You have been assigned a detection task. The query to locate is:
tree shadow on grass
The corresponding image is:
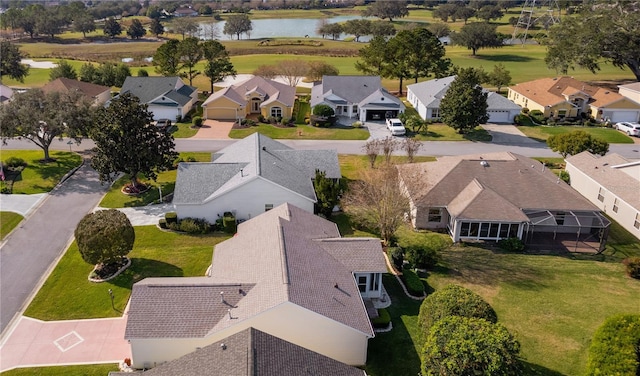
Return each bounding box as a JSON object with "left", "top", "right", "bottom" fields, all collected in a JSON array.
[
  {"left": 520, "top": 360, "right": 567, "bottom": 376},
  {"left": 108, "top": 258, "right": 184, "bottom": 289},
  {"left": 474, "top": 54, "right": 536, "bottom": 63}
]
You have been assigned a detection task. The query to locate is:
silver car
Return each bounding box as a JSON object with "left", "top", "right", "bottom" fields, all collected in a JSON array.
[
  {"left": 615, "top": 122, "right": 640, "bottom": 137},
  {"left": 386, "top": 118, "right": 406, "bottom": 136}
]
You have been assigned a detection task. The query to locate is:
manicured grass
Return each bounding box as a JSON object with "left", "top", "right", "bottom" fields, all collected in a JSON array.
[
  {"left": 411, "top": 123, "right": 492, "bottom": 142},
  {"left": 0, "top": 151, "right": 82, "bottom": 194},
  {"left": 0, "top": 211, "right": 24, "bottom": 240},
  {"left": 338, "top": 155, "right": 435, "bottom": 181},
  {"left": 170, "top": 122, "right": 200, "bottom": 138},
  {"left": 517, "top": 125, "right": 635, "bottom": 143},
  {"left": 98, "top": 152, "right": 211, "bottom": 208},
  {"left": 228, "top": 124, "right": 369, "bottom": 140},
  {"left": 0, "top": 364, "right": 118, "bottom": 376},
  {"left": 24, "top": 226, "right": 229, "bottom": 321}
]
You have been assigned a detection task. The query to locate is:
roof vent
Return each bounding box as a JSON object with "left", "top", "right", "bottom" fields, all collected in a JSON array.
[
  {"left": 220, "top": 343, "right": 226, "bottom": 350},
  {"left": 604, "top": 91, "right": 610, "bottom": 94},
  {"left": 262, "top": 146, "right": 266, "bottom": 151},
  {"left": 480, "top": 160, "right": 489, "bottom": 167},
  {"left": 220, "top": 291, "right": 225, "bottom": 303}
]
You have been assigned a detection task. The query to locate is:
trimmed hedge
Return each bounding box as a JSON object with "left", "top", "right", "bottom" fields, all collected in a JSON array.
[
  {"left": 418, "top": 284, "right": 497, "bottom": 333},
  {"left": 497, "top": 237, "right": 525, "bottom": 252},
  {"left": 586, "top": 314, "right": 640, "bottom": 376},
  {"left": 223, "top": 212, "right": 237, "bottom": 234},
  {"left": 371, "top": 308, "right": 391, "bottom": 329},
  {"left": 165, "top": 212, "right": 178, "bottom": 224},
  {"left": 402, "top": 268, "right": 425, "bottom": 297}
]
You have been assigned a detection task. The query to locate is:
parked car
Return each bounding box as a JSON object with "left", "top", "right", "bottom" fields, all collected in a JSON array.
[
  {"left": 614, "top": 121, "right": 640, "bottom": 137},
  {"left": 154, "top": 119, "right": 172, "bottom": 133},
  {"left": 386, "top": 118, "right": 406, "bottom": 136}
]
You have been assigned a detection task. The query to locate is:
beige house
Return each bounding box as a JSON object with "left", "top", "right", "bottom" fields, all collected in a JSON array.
[
  {"left": 508, "top": 77, "right": 640, "bottom": 122},
  {"left": 125, "top": 204, "right": 387, "bottom": 369},
  {"left": 618, "top": 82, "right": 640, "bottom": 104},
  {"left": 565, "top": 152, "right": 640, "bottom": 241},
  {"left": 202, "top": 76, "right": 295, "bottom": 121},
  {"left": 397, "top": 152, "right": 610, "bottom": 253},
  {"left": 41, "top": 77, "right": 111, "bottom": 106}
]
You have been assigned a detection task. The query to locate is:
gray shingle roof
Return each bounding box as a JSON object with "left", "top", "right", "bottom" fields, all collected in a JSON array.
[
  {"left": 311, "top": 76, "right": 404, "bottom": 109},
  {"left": 407, "top": 76, "right": 456, "bottom": 108},
  {"left": 315, "top": 238, "right": 387, "bottom": 273},
  {"left": 119, "top": 76, "right": 196, "bottom": 106},
  {"left": 139, "top": 328, "right": 365, "bottom": 376},
  {"left": 486, "top": 91, "right": 522, "bottom": 110},
  {"left": 173, "top": 134, "right": 340, "bottom": 204}
]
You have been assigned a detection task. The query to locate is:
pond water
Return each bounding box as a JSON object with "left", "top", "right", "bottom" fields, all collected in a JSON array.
[{"left": 198, "top": 15, "right": 368, "bottom": 41}]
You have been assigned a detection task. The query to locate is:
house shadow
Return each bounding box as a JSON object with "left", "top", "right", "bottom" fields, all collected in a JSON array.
[{"left": 108, "top": 258, "right": 184, "bottom": 289}]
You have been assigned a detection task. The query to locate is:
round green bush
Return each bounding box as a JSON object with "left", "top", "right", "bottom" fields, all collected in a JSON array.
[
  {"left": 74, "top": 209, "right": 135, "bottom": 266},
  {"left": 165, "top": 212, "right": 178, "bottom": 224},
  {"left": 497, "top": 237, "right": 525, "bottom": 252},
  {"left": 622, "top": 257, "right": 640, "bottom": 279},
  {"left": 371, "top": 308, "right": 391, "bottom": 329},
  {"left": 312, "top": 104, "right": 334, "bottom": 117},
  {"left": 418, "top": 284, "right": 497, "bottom": 333},
  {"left": 192, "top": 116, "right": 203, "bottom": 127},
  {"left": 586, "top": 314, "right": 640, "bottom": 376}
]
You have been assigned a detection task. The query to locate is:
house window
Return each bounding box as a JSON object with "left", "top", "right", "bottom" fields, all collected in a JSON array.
[
  {"left": 428, "top": 208, "right": 442, "bottom": 222},
  {"left": 270, "top": 107, "right": 282, "bottom": 118},
  {"left": 499, "top": 224, "right": 510, "bottom": 238},
  {"left": 469, "top": 223, "right": 479, "bottom": 237},
  {"left": 265, "top": 204, "right": 273, "bottom": 211},
  {"left": 369, "top": 273, "right": 380, "bottom": 291},
  {"left": 597, "top": 187, "right": 605, "bottom": 202},
  {"left": 358, "top": 275, "right": 367, "bottom": 293},
  {"left": 558, "top": 109, "right": 567, "bottom": 118},
  {"left": 460, "top": 222, "right": 470, "bottom": 237},
  {"left": 431, "top": 108, "right": 440, "bottom": 118},
  {"left": 352, "top": 105, "right": 358, "bottom": 113},
  {"left": 509, "top": 224, "right": 519, "bottom": 238},
  {"left": 634, "top": 213, "right": 640, "bottom": 230},
  {"left": 489, "top": 223, "right": 499, "bottom": 238},
  {"left": 612, "top": 199, "right": 619, "bottom": 213},
  {"left": 479, "top": 223, "right": 490, "bottom": 237}
]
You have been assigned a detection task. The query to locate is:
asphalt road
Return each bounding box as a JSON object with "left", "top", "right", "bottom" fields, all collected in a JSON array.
[{"left": 0, "top": 155, "right": 109, "bottom": 334}]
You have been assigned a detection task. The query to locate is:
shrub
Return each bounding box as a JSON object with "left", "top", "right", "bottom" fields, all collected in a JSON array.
[
  {"left": 521, "top": 107, "right": 530, "bottom": 114},
  {"left": 245, "top": 119, "right": 256, "bottom": 126},
  {"left": 257, "top": 114, "right": 265, "bottom": 123},
  {"left": 4, "top": 157, "right": 27, "bottom": 168},
  {"left": 559, "top": 170, "right": 570, "bottom": 184},
  {"left": 352, "top": 121, "right": 363, "bottom": 128},
  {"left": 178, "top": 217, "right": 211, "bottom": 234},
  {"left": 497, "top": 237, "right": 525, "bottom": 252},
  {"left": 191, "top": 116, "right": 203, "bottom": 127},
  {"left": 387, "top": 247, "right": 404, "bottom": 271},
  {"left": 158, "top": 218, "right": 167, "bottom": 229},
  {"left": 223, "top": 212, "right": 237, "bottom": 234},
  {"left": 404, "top": 247, "right": 438, "bottom": 269},
  {"left": 371, "top": 308, "right": 391, "bottom": 329},
  {"left": 401, "top": 268, "right": 425, "bottom": 297},
  {"left": 398, "top": 235, "right": 448, "bottom": 269},
  {"left": 74, "top": 209, "right": 135, "bottom": 266},
  {"left": 186, "top": 156, "right": 197, "bottom": 162},
  {"left": 165, "top": 212, "right": 178, "bottom": 224},
  {"left": 312, "top": 104, "right": 335, "bottom": 117},
  {"left": 622, "top": 257, "right": 640, "bottom": 279},
  {"left": 418, "top": 284, "right": 497, "bottom": 333},
  {"left": 585, "top": 314, "right": 640, "bottom": 376}
]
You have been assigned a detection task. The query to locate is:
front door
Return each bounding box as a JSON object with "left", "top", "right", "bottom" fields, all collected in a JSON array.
[{"left": 251, "top": 99, "right": 260, "bottom": 113}]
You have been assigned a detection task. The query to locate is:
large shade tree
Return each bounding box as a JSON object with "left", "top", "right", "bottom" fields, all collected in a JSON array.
[
  {"left": 544, "top": 1, "right": 640, "bottom": 81},
  {"left": 202, "top": 40, "right": 236, "bottom": 93},
  {"left": 223, "top": 14, "right": 252, "bottom": 40},
  {"left": 362, "top": 0, "right": 409, "bottom": 22},
  {"left": 451, "top": 22, "right": 503, "bottom": 56},
  {"left": 546, "top": 130, "right": 609, "bottom": 158},
  {"left": 91, "top": 93, "right": 178, "bottom": 190},
  {"left": 153, "top": 39, "right": 181, "bottom": 76},
  {"left": 0, "top": 41, "right": 29, "bottom": 82},
  {"left": 0, "top": 89, "right": 93, "bottom": 161},
  {"left": 177, "top": 37, "right": 203, "bottom": 86},
  {"left": 75, "top": 209, "right": 135, "bottom": 268},
  {"left": 439, "top": 68, "right": 488, "bottom": 133}
]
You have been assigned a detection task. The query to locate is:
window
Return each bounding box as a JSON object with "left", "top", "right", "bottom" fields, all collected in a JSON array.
[
  {"left": 270, "top": 107, "right": 282, "bottom": 118},
  {"left": 469, "top": 223, "right": 479, "bottom": 237},
  {"left": 265, "top": 204, "right": 273, "bottom": 211},
  {"left": 479, "top": 223, "right": 490, "bottom": 237},
  {"left": 597, "top": 187, "right": 605, "bottom": 202},
  {"left": 460, "top": 222, "right": 470, "bottom": 237},
  {"left": 358, "top": 275, "right": 367, "bottom": 293},
  {"left": 369, "top": 273, "right": 380, "bottom": 291},
  {"left": 499, "top": 224, "right": 510, "bottom": 238},
  {"left": 612, "top": 199, "right": 619, "bottom": 213},
  {"left": 428, "top": 208, "right": 442, "bottom": 222},
  {"left": 558, "top": 109, "right": 567, "bottom": 118},
  {"left": 489, "top": 223, "right": 499, "bottom": 238},
  {"left": 508, "top": 224, "right": 519, "bottom": 238},
  {"left": 431, "top": 108, "right": 440, "bottom": 118},
  {"left": 635, "top": 213, "right": 640, "bottom": 230}
]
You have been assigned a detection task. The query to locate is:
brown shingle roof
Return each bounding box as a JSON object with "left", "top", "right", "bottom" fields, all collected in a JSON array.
[{"left": 41, "top": 77, "right": 110, "bottom": 99}]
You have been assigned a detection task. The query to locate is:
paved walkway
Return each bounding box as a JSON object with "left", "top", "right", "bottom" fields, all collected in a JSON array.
[
  {"left": 192, "top": 120, "right": 233, "bottom": 139},
  {"left": 0, "top": 316, "right": 129, "bottom": 372},
  {"left": 0, "top": 193, "right": 47, "bottom": 217},
  {"left": 95, "top": 203, "right": 174, "bottom": 226}
]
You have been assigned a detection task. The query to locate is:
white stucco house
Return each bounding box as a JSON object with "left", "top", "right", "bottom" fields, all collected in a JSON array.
[
  {"left": 114, "top": 76, "right": 198, "bottom": 121},
  {"left": 310, "top": 75, "right": 405, "bottom": 122},
  {"left": 565, "top": 151, "right": 640, "bottom": 241},
  {"left": 618, "top": 82, "right": 640, "bottom": 105},
  {"left": 172, "top": 133, "right": 340, "bottom": 223},
  {"left": 406, "top": 76, "right": 522, "bottom": 124},
  {"left": 125, "top": 203, "right": 387, "bottom": 369}
]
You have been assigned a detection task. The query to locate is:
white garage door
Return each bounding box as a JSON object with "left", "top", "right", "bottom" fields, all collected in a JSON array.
[
  {"left": 609, "top": 111, "right": 640, "bottom": 123},
  {"left": 487, "top": 110, "right": 511, "bottom": 123},
  {"left": 149, "top": 106, "right": 178, "bottom": 121}
]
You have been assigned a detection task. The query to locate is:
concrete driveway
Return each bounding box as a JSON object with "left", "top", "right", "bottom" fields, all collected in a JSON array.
[{"left": 482, "top": 124, "right": 543, "bottom": 145}]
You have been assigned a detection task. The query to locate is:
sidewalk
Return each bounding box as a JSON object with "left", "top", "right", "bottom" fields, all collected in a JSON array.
[
  {"left": 95, "top": 203, "right": 174, "bottom": 226},
  {"left": 0, "top": 193, "right": 47, "bottom": 217}
]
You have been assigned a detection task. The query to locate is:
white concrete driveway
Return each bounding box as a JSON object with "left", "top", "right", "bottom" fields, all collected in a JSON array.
[{"left": 482, "top": 124, "right": 542, "bottom": 145}]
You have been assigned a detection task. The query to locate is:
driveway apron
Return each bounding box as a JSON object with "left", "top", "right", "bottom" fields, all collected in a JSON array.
[{"left": 0, "top": 156, "right": 109, "bottom": 335}]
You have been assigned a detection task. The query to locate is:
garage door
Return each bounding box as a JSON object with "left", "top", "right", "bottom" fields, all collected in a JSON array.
[
  {"left": 487, "top": 110, "right": 511, "bottom": 123},
  {"left": 150, "top": 107, "right": 178, "bottom": 121},
  {"left": 206, "top": 108, "right": 238, "bottom": 120},
  {"left": 609, "top": 111, "right": 640, "bottom": 123}
]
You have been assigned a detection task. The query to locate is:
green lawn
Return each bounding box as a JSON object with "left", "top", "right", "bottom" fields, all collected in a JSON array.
[
  {"left": 228, "top": 124, "right": 369, "bottom": 140},
  {"left": 0, "top": 364, "right": 118, "bottom": 376},
  {"left": 24, "top": 225, "right": 229, "bottom": 320},
  {"left": 170, "top": 122, "right": 200, "bottom": 138},
  {"left": 410, "top": 123, "right": 493, "bottom": 141},
  {"left": 0, "top": 211, "right": 24, "bottom": 240},
  {"left": 0, "top": 151, "right": 82, "bottom": 194},
  {"left": 518, "top": 125, "right": 635, "bottom": 143},
  {"left": 338, "top": 154, "right": 435, "bottom": 180},
  {"left": 98, "top": 152, "right": 211, "bottom": 208}
]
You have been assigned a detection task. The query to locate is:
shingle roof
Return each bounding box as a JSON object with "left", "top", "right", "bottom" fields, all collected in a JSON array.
[
  {"left": 203, "top": 76, "right": 296, "bottom": 108},
  {"left": 139, "top": 328, "right": 365, "bottom": 376},
  {"left": 315, "top": 238, "right": 387, "bottom": 272},
  {"left": 119, "top": 76, "right": 196, "bottom": 106},
  {"left": 311, "top": 76, "right": 403, "bottom": 110},
  {"left": 172, "top": 134, "right": 340, "bottom": 205},
  {"left": 398, "top": 152, "right": 599, "bottom": 222},
  {"left": 41, "top": 77, "right": 110, "bottom": 99},
  {"left": 619, "top": 82, "right": 640, "bottom": 93},
  {"left": 486, "top": 91, "right": 522, "bottom": 110},
  {"left": 566, "top": 152, "right": 640, "bottom": 209}
]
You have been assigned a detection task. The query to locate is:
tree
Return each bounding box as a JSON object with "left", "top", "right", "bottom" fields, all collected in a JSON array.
[
  {"left": 433, "top": 3, "right": 459, "bottom": 22},
  {"left": 341, "top": 165, "right": 409, "bottom": 245},
  {"left": 396, "top": 28, "right": 451, "bottom": 85},
  {"left": 451, "top": 22, "right": 503, "bottom": 56},
  {"left": 80, "top": 62, "right": 98, "bottom": 83},
  {"left": 127, "top": 18, "right": 146, "bottom": 39},
  {"left": 49, "top": 60, "right": 77, "bottom": 80},
  {"left": 319, "top": 23, "right": 343, "bottom": 40},
  {"left": 544, "top": 2, "right": 640, "bottom": 81},
  {"left": 75, "top": 209, "right": 135, "bottom": 268},
  {"left": 370, "top": 21, "right": 396, "bottom": 37},
  {"left": 0, "top": 89, "right": 93, "bottom": 161},
  {"left": 0, "top": 41, "right": 29, "bottom": 82},
  {"left": 362, "top": 0, "right": 409, "bottom": 22},
  {"left": 178, "top": 37, "right": 202, "bottom": 86},
  {"left": 277, "top": 60, "right": 308, "bottom": 87},
  {"left": 313, "top": 169, "right": 341, "bottom": 219},
  {"left": 343, "top": 19, "right": 371, "bottom": 42},
  {"left": 103, "top": 17, "right": 122, "bottom": 38},
  {"left": 153, "top": 39, "right": 181, "bottom": 76},
  {"left": 546, "top": 131, "right": 609, "bottom": 158},
  {"left": 440, "top": 68, "right": 489, "bottom": 134},
  {"left": 223, "top": 14, "right": 252, "bottom": 40},
  {"left": 253, "top": 65, "right": 279, "bottom": 80},
  {"left": 149, "top": 18, "right": 164, "bottom": 38},
  {"left": 146, "top": 5, "right": 162, "bottom": 19},
  {"left": 421, "top": 316, "right": 521, "bottom": 376},
  {"left": 73, "top": 11, "right": 96, "bottom": 38},
  {"left": 586, "top": 314, "right": 640, "bottom": 376},
  {"left": 172, "top": 17, "right": 198, "bottom": 40},
  {"left": 427, "top": 22, "right": 450, "bottom": 38},
  {"left": 402, "top": 137, "right": 422, "bottom": 163},
  {"left": 90, "top": 93, "right": 178, "bottom": 189},
  {"left": 202, "top": 40, "right": 236, "bottom": 94},
  {"left": 362, "top": 139, "right": 381, "bottom": 168},
  {"left": 487, "top": 63, "right": 511, "bottom": 93},
  {"left": 454, "top": 6, "right": 476, "bottom": 24},
  {"left": 307, "top": 61, "right": 339, "bottom": 82},
  {"left": 476, "top": 5, "right": 504, "bottom": 22},
  {"left": 418, "top": 284, "right": 497, "bottom": 334}
]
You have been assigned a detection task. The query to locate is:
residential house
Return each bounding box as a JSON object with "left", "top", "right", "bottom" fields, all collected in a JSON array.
[
  {"left": 407, "top": 76, "right": 522, "bottom": 124},
  {"left": 202, "top": 76, "right": 295, "bottom": 121},
  {"left": 116, "top": 77, "right": 198, "bottom": 121},
  {"left": 125, "top": 203, "right": 387, "bottom": 369},
  {"left": 565, "top": 151, "right": 640, "bottom": 241},
  {"left": 172, "top": 133, "right": 340, "bottom": 223},
  {"left": 508, "top": 77, "right": 640, "bottom": 122},
  {"left": 173, "top": 7, "right": 198, "bottom": 17},
  {"left": 310, "top": 76, "right": 405, "bottom": 122},
  {"left": 618, "top": 82, "right": 640, "bottom": 104},
  {"left": 0, "top": 84, "right": 14, "bottom": 104},
  {"left": 397, "top": 152, "right": 610, "bottom": 252},
  {"left": 41, "top": 77, "right": 111, "bottom": 106}
]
